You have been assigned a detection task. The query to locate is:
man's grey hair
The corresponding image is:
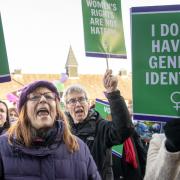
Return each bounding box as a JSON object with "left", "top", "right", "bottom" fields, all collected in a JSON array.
[{"left": 63, "top": 84, "right": 89, "bottom": 103}]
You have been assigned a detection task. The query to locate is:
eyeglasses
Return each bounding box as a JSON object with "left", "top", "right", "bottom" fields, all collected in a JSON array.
[
  {"left": 66, "top": 97, "right": 87, "bottom": 105},
  {"left": 27, "top": 92, "right": 56, "bottom": 102}
]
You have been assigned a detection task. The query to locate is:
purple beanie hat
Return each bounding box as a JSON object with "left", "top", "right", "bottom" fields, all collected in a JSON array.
[{"left": 18, "top": 80, "right": 60, "bottom": 113}]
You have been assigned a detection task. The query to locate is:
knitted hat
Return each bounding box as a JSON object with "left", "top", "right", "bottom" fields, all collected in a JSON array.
[{"left": 18, "top": 80, "right": 60, "bottom": 113}]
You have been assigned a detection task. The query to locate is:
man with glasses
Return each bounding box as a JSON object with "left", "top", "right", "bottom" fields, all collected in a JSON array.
[{"left": 64, "top": 69, "right": 134, "bottom": 180}]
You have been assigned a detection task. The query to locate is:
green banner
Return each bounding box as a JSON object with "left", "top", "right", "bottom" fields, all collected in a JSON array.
[
  {"left": 95, "top": 98, "right": 123, "bottom": 157},
  {"left": 131, "top": 5, "right": 180, "bottom": 122},
  {"left": 81, "top": 0, "right": 126, "bottom": 59},
  {"left": 95, "top": 98, "right": 111, "bottom": 120},
  {"left": 0, "top": 14, "right": 11, "bottom": 83}
]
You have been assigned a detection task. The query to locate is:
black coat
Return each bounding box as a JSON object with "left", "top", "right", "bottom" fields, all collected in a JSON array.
[{"left": 67, "top": 90, "right": 134, "bottom": 180}]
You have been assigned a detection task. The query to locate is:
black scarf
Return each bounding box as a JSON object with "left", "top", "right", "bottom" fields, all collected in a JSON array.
[{"left": 31, "top": 123, "right": 59, "bottom": 147}]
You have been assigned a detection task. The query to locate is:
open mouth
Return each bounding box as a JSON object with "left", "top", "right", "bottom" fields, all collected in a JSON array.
[
  {"left": 37, "top": 108, "right": 49, "bottom": 117},
  {"left": 75, "top": 109, "right": 83, "bottom": 113}
]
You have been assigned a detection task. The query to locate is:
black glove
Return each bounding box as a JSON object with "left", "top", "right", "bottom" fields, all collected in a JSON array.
[{"left": 164, "top": 118, "right": 180, "bottom": 152}]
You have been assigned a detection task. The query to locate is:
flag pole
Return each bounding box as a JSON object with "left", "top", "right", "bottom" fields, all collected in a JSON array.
[
  {"left": 106, "top": 56, "right": 109, "bottom": 70},
  {"left": 104, "top": 41, "right": 109, "bottom": 70}
]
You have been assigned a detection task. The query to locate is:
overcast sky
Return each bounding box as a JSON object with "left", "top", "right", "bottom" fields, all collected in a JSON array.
[{"left": 0, "top": 0, "right": 179, "bottom": 74}]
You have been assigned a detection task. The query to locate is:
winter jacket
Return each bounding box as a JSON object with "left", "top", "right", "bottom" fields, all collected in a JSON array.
[
  {"left": 0, "top": 120, "right": 101, "bottom": 180},
  {"left": 67, "top": 90, "right": 134, "bottom": 180},
  {"left": 144, "top": 133, "right": 180, "bottom": 180}
]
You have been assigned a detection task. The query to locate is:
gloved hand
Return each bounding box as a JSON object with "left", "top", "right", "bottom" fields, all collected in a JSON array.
[{"left": 164, "top": 118, "right": 180, "bottom": 152}]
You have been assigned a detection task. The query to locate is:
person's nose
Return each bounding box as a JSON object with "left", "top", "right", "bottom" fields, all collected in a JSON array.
[
  {"left": 39, "top": 95, "right": 47, "bottom": 102},
  {"left": 75, "top": 100, "right": 81, "bottom": 106}
]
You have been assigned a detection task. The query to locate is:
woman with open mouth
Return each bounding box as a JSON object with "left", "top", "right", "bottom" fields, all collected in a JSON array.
[{"left": 0, "top": 80, "right": 101, "bottom": 180}]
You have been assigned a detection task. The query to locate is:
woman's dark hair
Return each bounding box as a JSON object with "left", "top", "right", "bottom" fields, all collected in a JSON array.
[{"left": 0, "top": 100, "right": 10, "bottom": 129}]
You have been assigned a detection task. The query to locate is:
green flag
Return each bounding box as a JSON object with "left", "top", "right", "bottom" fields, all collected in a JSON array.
[
  {"left": 131, "top": 5, "right": 180, "bottom": 122},
  {"left": 0, "top": 13, "right": 11, "bottom": 83},
  {"left": 81, "top": 0, "right": 126, "bottom": 59}
]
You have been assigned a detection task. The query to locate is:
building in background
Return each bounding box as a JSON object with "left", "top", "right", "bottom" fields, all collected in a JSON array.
[
  {"left": 0, "top": 46, "right": 132, "bottom": 107},
  {"left": 65, "top": 46, "right": 78, "bottom": 78}
]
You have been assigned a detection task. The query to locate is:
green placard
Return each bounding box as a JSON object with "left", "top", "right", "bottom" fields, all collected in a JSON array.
[
  {"left": 81, "top": 0, "right": 126, "bottom": 58},
  {"left": 95, "top": 98, "right": 111, "bottom": 120},
  {"left": 131, "top": 5, "right": 180, "bottom": 121},
  {"left": 95, "top": 98, "right": 123, "bottom": 156},
  {"left": 0, "top": 14, "right": 11, "bottom": 83}
]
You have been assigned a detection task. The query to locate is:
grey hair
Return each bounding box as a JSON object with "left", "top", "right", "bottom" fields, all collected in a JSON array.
[{"left": 63, "top": 84, "right": 88, "bottom": 104}]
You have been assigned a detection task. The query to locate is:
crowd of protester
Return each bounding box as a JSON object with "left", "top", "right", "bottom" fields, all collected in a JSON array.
[{"left": 0, "top": 69, "right": 179, "bottom": 180}]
